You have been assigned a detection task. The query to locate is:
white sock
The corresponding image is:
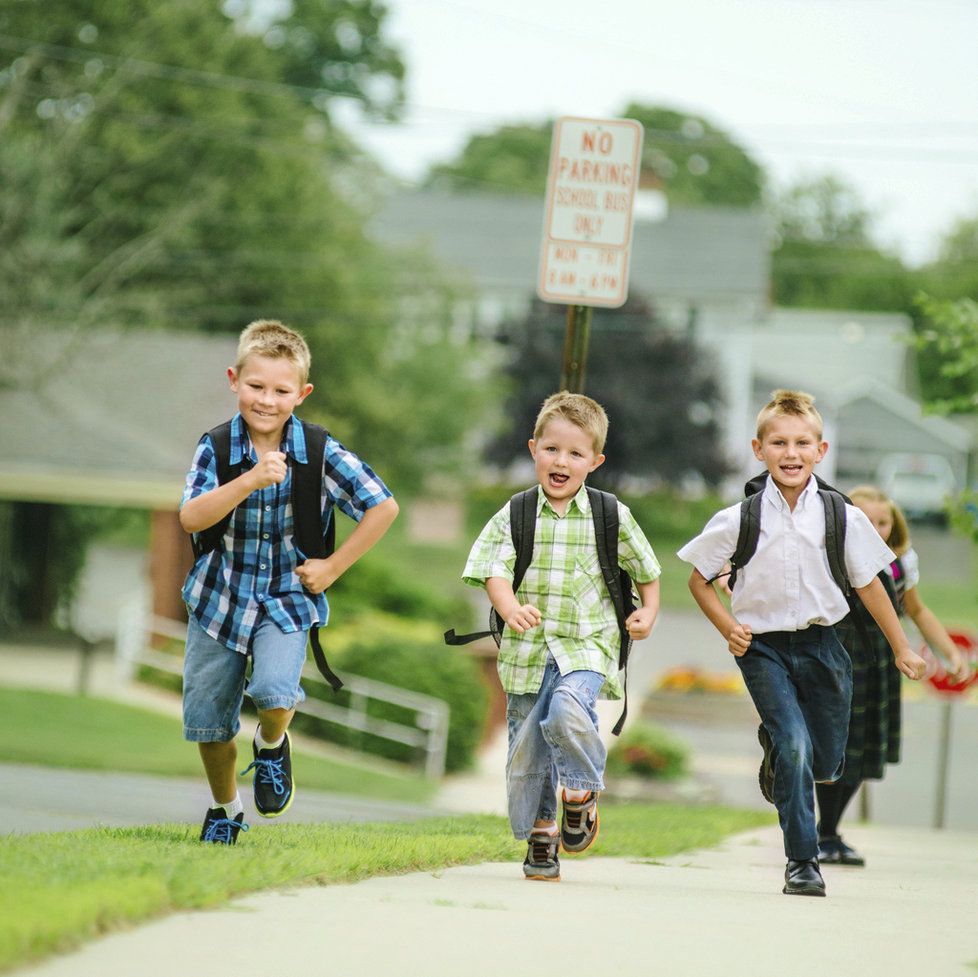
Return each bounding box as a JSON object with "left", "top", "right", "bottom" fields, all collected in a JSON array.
[
  {"left": 255, "top": 728, "right": 285, "bottom": 751},
  {"left": 214, "top": 793, "right": 243, "bottom": 818},
  {"left": 532, "top": 823, "right": 558, "bottom": 836},
  {"left": 563, "top": 788, "right": 589, "bottom": 803}
]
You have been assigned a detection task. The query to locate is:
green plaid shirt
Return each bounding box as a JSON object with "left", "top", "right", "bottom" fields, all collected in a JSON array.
[{"left": 463, "top": 485, "right": 661, "bottom": 698}]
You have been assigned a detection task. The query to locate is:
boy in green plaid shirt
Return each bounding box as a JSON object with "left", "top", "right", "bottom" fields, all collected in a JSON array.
[{"left": 463, "top": 392, "right": 661, "bottom": 881}]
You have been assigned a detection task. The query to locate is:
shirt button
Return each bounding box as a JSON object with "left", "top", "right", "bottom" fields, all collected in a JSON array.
[
  {"left": 257, "top": 594, "right": 264, "bottom": 600},
  {"left": 260, "top": 564, "right": 266, "bottom": 570},
  {"left": 265, "top": 505, "right": 271, "bottom": 512},
  {"left": 263, "top": 533, "right": 269, "bottom": 540}
]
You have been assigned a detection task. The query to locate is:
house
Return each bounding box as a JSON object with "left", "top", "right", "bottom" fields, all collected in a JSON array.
[
  {"left": 370, "top": 190, "right": 974, "bottom": 496},
  {"left": 0, "top": 325, "right": 238, "bottom": 626}
]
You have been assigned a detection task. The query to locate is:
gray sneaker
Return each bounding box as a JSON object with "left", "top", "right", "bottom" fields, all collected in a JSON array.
[
  {"left": 523, "top": 831, "right": 560, "bottom": 881},
  {"left": 560, "top": 791, "right": 600, "bottom": 853}
]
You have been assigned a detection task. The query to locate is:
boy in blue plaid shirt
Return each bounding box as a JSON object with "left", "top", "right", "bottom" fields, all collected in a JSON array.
[
  {"left": 463, "top": 392, "right": 661, "bottom": 881},
  {"left": 180, "top": 320, "right": 398, "bottom": 844}
]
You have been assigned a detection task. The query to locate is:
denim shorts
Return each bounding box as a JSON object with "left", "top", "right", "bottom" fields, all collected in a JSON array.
[{"left": 182, "top": 611, "right": 308, "bottom": 742}]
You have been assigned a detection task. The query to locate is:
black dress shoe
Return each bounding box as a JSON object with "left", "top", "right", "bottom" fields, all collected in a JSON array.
[
  {"left": 783, "top": 858, "right": 826, "bottom": 896},
  {"left": 818, "top": 835, "right": 865, "bottom": 867}
]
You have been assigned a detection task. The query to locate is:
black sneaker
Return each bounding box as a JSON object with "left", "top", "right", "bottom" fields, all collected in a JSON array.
[
  {"left": 199, "top": 807, "right": 248, "bottom": 845},
  {"left": 240, "top": 731, "right": 295, "bottom": 817},
  {"left": 523, "top": 831, "right": 561, "bottom": 881},
  {"left": 757, "top": 724, "right": 775, "bottom": 804}
]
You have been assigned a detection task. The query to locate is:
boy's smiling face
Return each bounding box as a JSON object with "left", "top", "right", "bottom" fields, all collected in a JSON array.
[
  {"left": 528, "top": 417, "right": 605, "bottom": 514},
  {"left": 228, "top": 353, "right": 312, "bottom": 446},
  {"left": 752, "top": 414, "right": 827, "bottom": 500}
]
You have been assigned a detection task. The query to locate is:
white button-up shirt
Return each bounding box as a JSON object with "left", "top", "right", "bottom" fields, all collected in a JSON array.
[{"left": 678, "top": 475, "right": 895, "bottom": 634}]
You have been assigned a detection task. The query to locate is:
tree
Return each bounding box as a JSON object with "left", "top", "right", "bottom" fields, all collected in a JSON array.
[
  {"left": 770, "top": 174, "right": 915, "bottom": 310},
  {"left": 488, "top": 293, "right": 729, "bottom": 488},
  {"left": 919, "top": 212, "right": 978, "bottom": 303},
  {"left": 426, "top": 103, "right": 765, "bottom": 207},
  {"left": 0, "top": 0, "right": 491, "bottom": 626}
]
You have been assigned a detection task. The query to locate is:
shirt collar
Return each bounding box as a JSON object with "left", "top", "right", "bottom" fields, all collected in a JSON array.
[
  {"left": 537, "top": 482, "right": 590, "bottom": 516},
  {"left": 762, "top": 472, "right": 818, "bottom": 512},
  {"left": 228, "top": 414, "right": 307, "bottom": 465}
]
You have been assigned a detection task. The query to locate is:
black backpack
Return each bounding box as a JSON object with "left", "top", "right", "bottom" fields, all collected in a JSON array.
[
  {"left": 444, "top": 485, "right": 637, "bottom": 735},
  {"left": 710, "top": 472, "right": 851, "bottom": 594},
  {"left": 190, "top": 419, "right": 343, "bottom": 692}
]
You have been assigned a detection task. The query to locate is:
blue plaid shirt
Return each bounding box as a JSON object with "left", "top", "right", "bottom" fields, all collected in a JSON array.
[{"left": 181, "top": 413, "right": 392, "bottom": 654}]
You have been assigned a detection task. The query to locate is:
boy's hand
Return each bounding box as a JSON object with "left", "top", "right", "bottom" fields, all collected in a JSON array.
[
  {"left": 894, "top": 645, "right": 927, "bottom": 681},
  {"left": 727, "top": 623, "right": 752, "bottom": 657},
  {"left": 505, "top": 604, "right": 542, "bottom": 634},
  {"left": 295, "top": 557, "right": 339, "bottom": 594},
  {"left": 625, "top": 607, "right": 656, "bottom": 641},
  {"left": 947, "top": 653, "right": 971, "bottom": 683},
  {"left": 250, "top": 451, "right": 288, "bottom": 489}
]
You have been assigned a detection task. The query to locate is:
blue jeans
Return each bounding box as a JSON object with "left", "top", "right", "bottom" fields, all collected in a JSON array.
[
  {"left": 736, "top": 625, "right": 852, "bottom": 860},
  {"left": 183, "top": 611, "right": 308, "bottom": 742},
  {"left": 505, "top": 655, "right": 606, "bottom": 840}
]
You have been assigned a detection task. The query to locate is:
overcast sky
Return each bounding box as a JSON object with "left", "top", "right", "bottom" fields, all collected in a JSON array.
[{"left": 335, "top": 0, "right": 978, "bottom": 266}]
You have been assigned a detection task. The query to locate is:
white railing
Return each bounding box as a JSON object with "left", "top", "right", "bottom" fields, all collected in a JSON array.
[{"left": 115, "top": 604, "right": 450, "bottom": 779}]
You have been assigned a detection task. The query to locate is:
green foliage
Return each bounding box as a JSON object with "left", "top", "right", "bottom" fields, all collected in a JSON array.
[
  {"left": 770, "top": 174, "right": 915, "bottom": 311},
  {"left": 328, "top": 551, "right": 466, "bottom": 622},
  {"left": 606, "top": 720, "right": 690, "bottom": 780},
  {"left": 623, "top": 103, "right": 764, "bottom": 207},
  {"left": 425, "top": 103, "right": 764, "bottom": 207},
  {"left": 300, "top": 635, "right": 488, "bottom": 772},
  {"left": 918, "top": 212, "right": 978, "bottom": 303},
  {"left": 426, "top": 122, "right": 552, "bottom": 194},
  {"left": 913, "top": 294, "right": 978, "bottom": 414},
  {"left": 488, "top": 293, "right": 729, "bottom": 488}
]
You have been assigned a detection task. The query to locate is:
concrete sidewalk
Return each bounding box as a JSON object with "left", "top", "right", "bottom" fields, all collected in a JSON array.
[{"left": 20, "top": 822, "right": 978, "bottom": 977}]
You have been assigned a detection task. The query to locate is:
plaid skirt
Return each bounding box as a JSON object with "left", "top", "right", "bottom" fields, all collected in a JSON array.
[{"left": 833, "top": 610, "right": 903, "bottom": 785}]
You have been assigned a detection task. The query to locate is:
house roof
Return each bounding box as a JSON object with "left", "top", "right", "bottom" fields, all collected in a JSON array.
[
  {"left": 370, "top": 190, "right": 770, "bottom": 308},
  {"left": 0, "top": 327, "right": 238, "bottom": 509}
]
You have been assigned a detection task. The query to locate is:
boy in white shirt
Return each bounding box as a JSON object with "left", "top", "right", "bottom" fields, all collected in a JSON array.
[{"left": 678, "top": 389, "right": 926, "bottom": 897}]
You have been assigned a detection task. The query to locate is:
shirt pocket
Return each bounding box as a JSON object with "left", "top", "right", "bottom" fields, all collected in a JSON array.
[{"left": 570, "top": 552, "right": 606, "bottom": 629}]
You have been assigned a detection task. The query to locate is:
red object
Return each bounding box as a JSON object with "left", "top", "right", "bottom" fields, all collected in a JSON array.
[{"left": 922, "top": 629, "right": 978, "bottom": 695}]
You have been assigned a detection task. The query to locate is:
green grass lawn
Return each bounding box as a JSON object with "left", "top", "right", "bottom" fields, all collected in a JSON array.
[
  {"left": 0, "top": 803, "right": 774, "bottom": 972},
  {"left": 0, "top": 687, "right": 436, "bottom": 805}
]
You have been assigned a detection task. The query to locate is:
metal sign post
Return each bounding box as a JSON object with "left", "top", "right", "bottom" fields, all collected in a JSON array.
[
  {"left": 538, "top": 116, "right": 642, "bottom": 391},
  {"left": 921, "top": 629, "right": 978, "bottom": 829}
]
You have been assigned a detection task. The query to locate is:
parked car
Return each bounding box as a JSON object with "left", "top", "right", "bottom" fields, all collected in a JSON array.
[{"left": 875, "top": 453, "right": 956, "bottom": 523}]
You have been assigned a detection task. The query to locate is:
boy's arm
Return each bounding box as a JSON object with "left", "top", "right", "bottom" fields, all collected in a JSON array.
[
  {"left": 625, "top": 578, "right": 660, "bottom": 640},
  {"left": 485, "top": 577, "right": 541, "bottom": 634},
  {"left": 854, "top": 577, "right": 927, "bottom": 680},
  {"left": 687, "top": 569, "right": 753, "bottom": 657},
  {"left": 296, "top": 497, "right": 399, "bottom": 594},
  {"left": 179, "top": 451, "right": 287, "bottom": 534},
  {"left": 903, "top": 586, "right": 967, "bottom": 680}
]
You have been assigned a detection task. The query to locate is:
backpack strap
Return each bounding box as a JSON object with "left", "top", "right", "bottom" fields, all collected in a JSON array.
[
  {"left": 290, "top": 422, "right": 333, "bottom": 560},
  {"left": 818, "top": 489, "right": 850, "bottom": 595},
  {"left": 191, "top": 421, "right": 236, "bottom": 560},
  {"left": 586, "top": 486, "right": 636, "bottom": 737},
  {"left": 710, "top": 491, "right": 762, "bottom": 590},
  {"left": 444, "top": 487, "right": 538, "bottom": 647}
]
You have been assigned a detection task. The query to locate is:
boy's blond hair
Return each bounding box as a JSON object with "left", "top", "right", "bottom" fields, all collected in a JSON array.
[
  {"left": 533, "top": 391, "right": 609, "bottom": 454},
  {"left": 236, "top": 319, "right": 311, "bottom": 386},
  {"left": 848, "top": 484, "right": 911, "bottom": 557},
  {"left": 756, "top": 388, "right": 823, "bottom": 440}
]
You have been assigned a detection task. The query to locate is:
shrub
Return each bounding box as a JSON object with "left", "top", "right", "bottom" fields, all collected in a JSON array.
[
  {"left": 606, "top": 720, "right": 689, "bottom": 781},
  {"left": 296, "top": 634, "right": 488, "bottom": 774}
]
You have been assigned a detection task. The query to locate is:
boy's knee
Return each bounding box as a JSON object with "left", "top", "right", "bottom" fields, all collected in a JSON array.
[{"left": 541, "top": 686, "right": 595, "bottom": 740}]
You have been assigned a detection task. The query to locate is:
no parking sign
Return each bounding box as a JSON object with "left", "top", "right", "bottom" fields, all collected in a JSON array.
[{"left": 922, "top": 629, "right": 978, "bottom": 695}]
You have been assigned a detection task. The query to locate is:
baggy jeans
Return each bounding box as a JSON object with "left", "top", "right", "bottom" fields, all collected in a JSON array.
[
  {"left": 736, "top": 625, "right": 853, "bottom": 860},
  {"left": 505, "top": 655, "right": 606, "bottom": 840}
]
